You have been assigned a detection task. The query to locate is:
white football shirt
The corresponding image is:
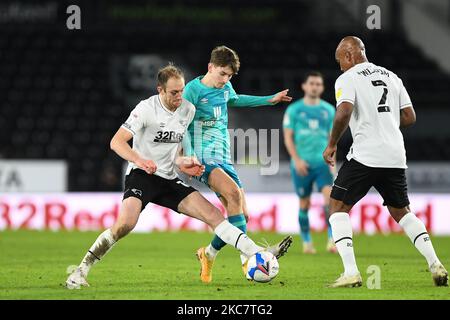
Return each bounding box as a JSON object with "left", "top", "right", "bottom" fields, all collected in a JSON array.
[
  {"left": 121, "top": 95, "right": 196, "bottom": 179},
  {"left": 335, "top": 62, "right": 412, "bottom": 168}
]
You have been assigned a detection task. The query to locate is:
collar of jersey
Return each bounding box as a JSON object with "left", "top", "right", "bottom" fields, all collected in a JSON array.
[
  {"left": 157, "top": 95, "right": 176, "bottom": 115},
  {"left": 344, "top": 61, "right": 372, "bottom": 74},
  {"left": 300, "top": 98, "right": 322, "bottom": 108}
]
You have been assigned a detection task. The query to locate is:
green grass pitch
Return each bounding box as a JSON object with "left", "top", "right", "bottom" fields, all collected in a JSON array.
[{"left": 0, "top": 230, "right": 449, "bottom": 299}]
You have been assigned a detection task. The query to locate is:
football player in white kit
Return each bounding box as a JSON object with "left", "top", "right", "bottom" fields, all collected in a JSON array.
[
  {"left": 323, "top": 36, "right": 448, "bottom": 288},
  {"left": 66, "top": 64, "right": 291, "bottom": 289}
]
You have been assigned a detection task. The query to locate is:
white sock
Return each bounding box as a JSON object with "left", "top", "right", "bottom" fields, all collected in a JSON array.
[
  {"left": 79, "top": 229, "right": 116, "bottom": 276},
  {"left": 329, "top": 212, "right": 359, "bottom": 276},
  {"left": 240, "top": 253, "right": 248, "bottom": 265},
  {"left": 205, "top": 240, "right": 247, "bottom": 264},
  {"left": 399, "top": 212, "right": 440, "bottom": 267},
  {"left": 205, "top": 244, "right": 219, "bottom": 260},
  {"left": 214, "top": 220, "right": 261, "bottom": 258}
]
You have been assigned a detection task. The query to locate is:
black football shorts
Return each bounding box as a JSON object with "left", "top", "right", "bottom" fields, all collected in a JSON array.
[
  {"left": 331, "top": 159, "right": 410, "bottom": 208},
  {"left": 123, "top": 169, "right": 197, "bottom": 212}
]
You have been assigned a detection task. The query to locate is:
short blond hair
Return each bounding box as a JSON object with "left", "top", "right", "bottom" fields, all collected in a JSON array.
[{"left": 157, "top": 63, "right": 184, "bottom": 88}]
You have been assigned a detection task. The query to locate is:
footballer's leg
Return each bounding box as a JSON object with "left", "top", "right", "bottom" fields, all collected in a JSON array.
[
  {"left": 220, "top": 188, "right": 250, "bottom": 223},
  {"left": 299, "top": 197, "right": 316, "bottom": 254},
  {"left": 239, "top": 188, "right": 250, "bottom": 223},
  {"left": 219, "top": 188, "right": 286, "bottom": 263},
  {"left": 202, "top": 167, "right": 248, "bottom": 268},
  {"left": 389, "top": 206, "right": 448, "bottom": 286},
  {"left": 321, "top": 186, "right": 337, "bottom": 253},
  {"left": 178, "top": 191, "right": 261, "bottom": 282},
  {"left": 375, "top": 167, "right": 448, "bottom": 286},
  {"left": 241, "top": 187, "right": 292, "bottom": 259},
  {"left": 220, "top": 188, "right": 251, "bottom": 273},
  {"left": 240, "top": 188, "right": 292, "bottom": 268},
  {"left": 179, "top": 190, "right": 253, "bottom": 283},
  {"left": 290, "top": 161, "right": 314, "bottom": 253},
  {"left": 317, "top": 164, "right": 336, "bottom": 253},
  {"left": 207, "top": 168, "right": 292, "bottom": 272},
  {"left": 178, "top": 191, "right": 291, "bottom": 282},
  {"left": 66, "top": 197, "right": 142, "bottom": 289},
  {"left": 218, "top": 192, "right": 251, "bottom": 266},
  {"left": 327, "top": 199, "right": 362, "bottom": 288},
  {"left": 326, "top": 160, "right": 374, "bottom": 288}
]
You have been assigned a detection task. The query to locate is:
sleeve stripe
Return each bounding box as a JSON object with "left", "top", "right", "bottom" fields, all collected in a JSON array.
[
  {"left": 121, "top": 124, "right": 136, "bottom": 135},
  {"left": 400, "top": 103, "right": 413, "bottom": 109},
  {"left": 336, "top": 99, "right": 354, "bottom": 106}
]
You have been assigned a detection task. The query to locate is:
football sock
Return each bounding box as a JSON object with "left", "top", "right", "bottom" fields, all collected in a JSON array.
[
  {"left": 208, "top": 213, "right": 247, "bottom": 259},
  {"left": 298, "top": 208, "right": 311, "bottom": 243},
  {"left": 399, "top": 212, "right": 441, "bottom": 267},
  {"left": 329, "top": 212, "right": 359, "bottom": 276},
  {"left": 324, "top": 205, "right": 333, "bottom": 239},
  {"left": 227, "top": 215, "right": 250, "bottom": 265},
  {"left": 79, "top": 229, "right": 116, "bottom": 276},
  {"left": 213, "top": 220, "right": 260, "bottom": 258},
  {"left": 204, "top": 244, "right": 219, "bottom": 260}
]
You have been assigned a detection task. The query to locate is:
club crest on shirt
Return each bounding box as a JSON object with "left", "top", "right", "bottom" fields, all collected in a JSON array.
[
  {"left": 159, "top": 122, "right": 166, "bottom": 127},
  {"left": 179, "top": 120, "right": 187, "bottom": 127},
  {"left": 200, "top": 98, "right": 209, "bottom": 104},
  {"left": 336, "top": 88, "right": 342, "bottom": 100},
  {"left": 308, "top": 119, "right": 319, "bottom": 130}
]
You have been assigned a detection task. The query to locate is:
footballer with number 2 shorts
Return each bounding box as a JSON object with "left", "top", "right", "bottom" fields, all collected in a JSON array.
[
  {"left": 182, "top": 46, "right": 293, "bottom": 283},
  {"left": 65, "top": 64, "right": 291, "bottom": 289},
  {"left": 323, "top": 36, "right": 448, "bottom": 288}
]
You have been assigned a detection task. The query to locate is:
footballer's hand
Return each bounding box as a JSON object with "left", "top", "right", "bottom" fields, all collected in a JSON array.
[
  {"left": 268, "top": 89, "right": 293, "bottom": 104},
  {"left": 294, "top": 158, "right": 309, "bottom": 176},
  {"left": 176, "top": 156, "right": 205, "bottom": 177},
  {"left": 323, "top": 144, "right": 337, "bottom": 167},
  {"left": 329, "top": 163, "right": 337, "bottom": 176},
  {"left": 134, "top": 157, "right": 157, "bottom": 174}
]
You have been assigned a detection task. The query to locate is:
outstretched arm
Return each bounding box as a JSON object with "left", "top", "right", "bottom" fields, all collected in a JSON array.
[
  {"left": 228, "top": 89, "right": 292, "bottom": 107},
  {"left": 323, "top": 101, "right": 354, "bottom": 166}
]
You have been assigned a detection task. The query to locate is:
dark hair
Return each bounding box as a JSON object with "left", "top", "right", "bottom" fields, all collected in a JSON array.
[
  {"left": 303, "top": 71, "right": 324, "bottom": 83},
  {"left": 210, "top": 46, "right": 240, "bottom": 74},
  {"left": 157, "top": 63, "right": 184, "bottom": 88}
]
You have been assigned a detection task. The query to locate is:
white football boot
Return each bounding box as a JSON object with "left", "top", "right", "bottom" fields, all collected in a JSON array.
[
  {"left": 328, "top": 273, "right": 363, "bottom": 288},
  {"left": 430, "top": 262, "right": 449, "bottom": 287},
  {"left": 65, "top": 267, "right": 89, "bottom": 289},
  {"left": 263, "top": 235, "right": 293, "bottom": 259}
]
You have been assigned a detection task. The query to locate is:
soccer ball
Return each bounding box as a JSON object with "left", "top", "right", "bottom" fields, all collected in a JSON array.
[{"left": 245, "top": 251, "right": 279, "bottom": 283}]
